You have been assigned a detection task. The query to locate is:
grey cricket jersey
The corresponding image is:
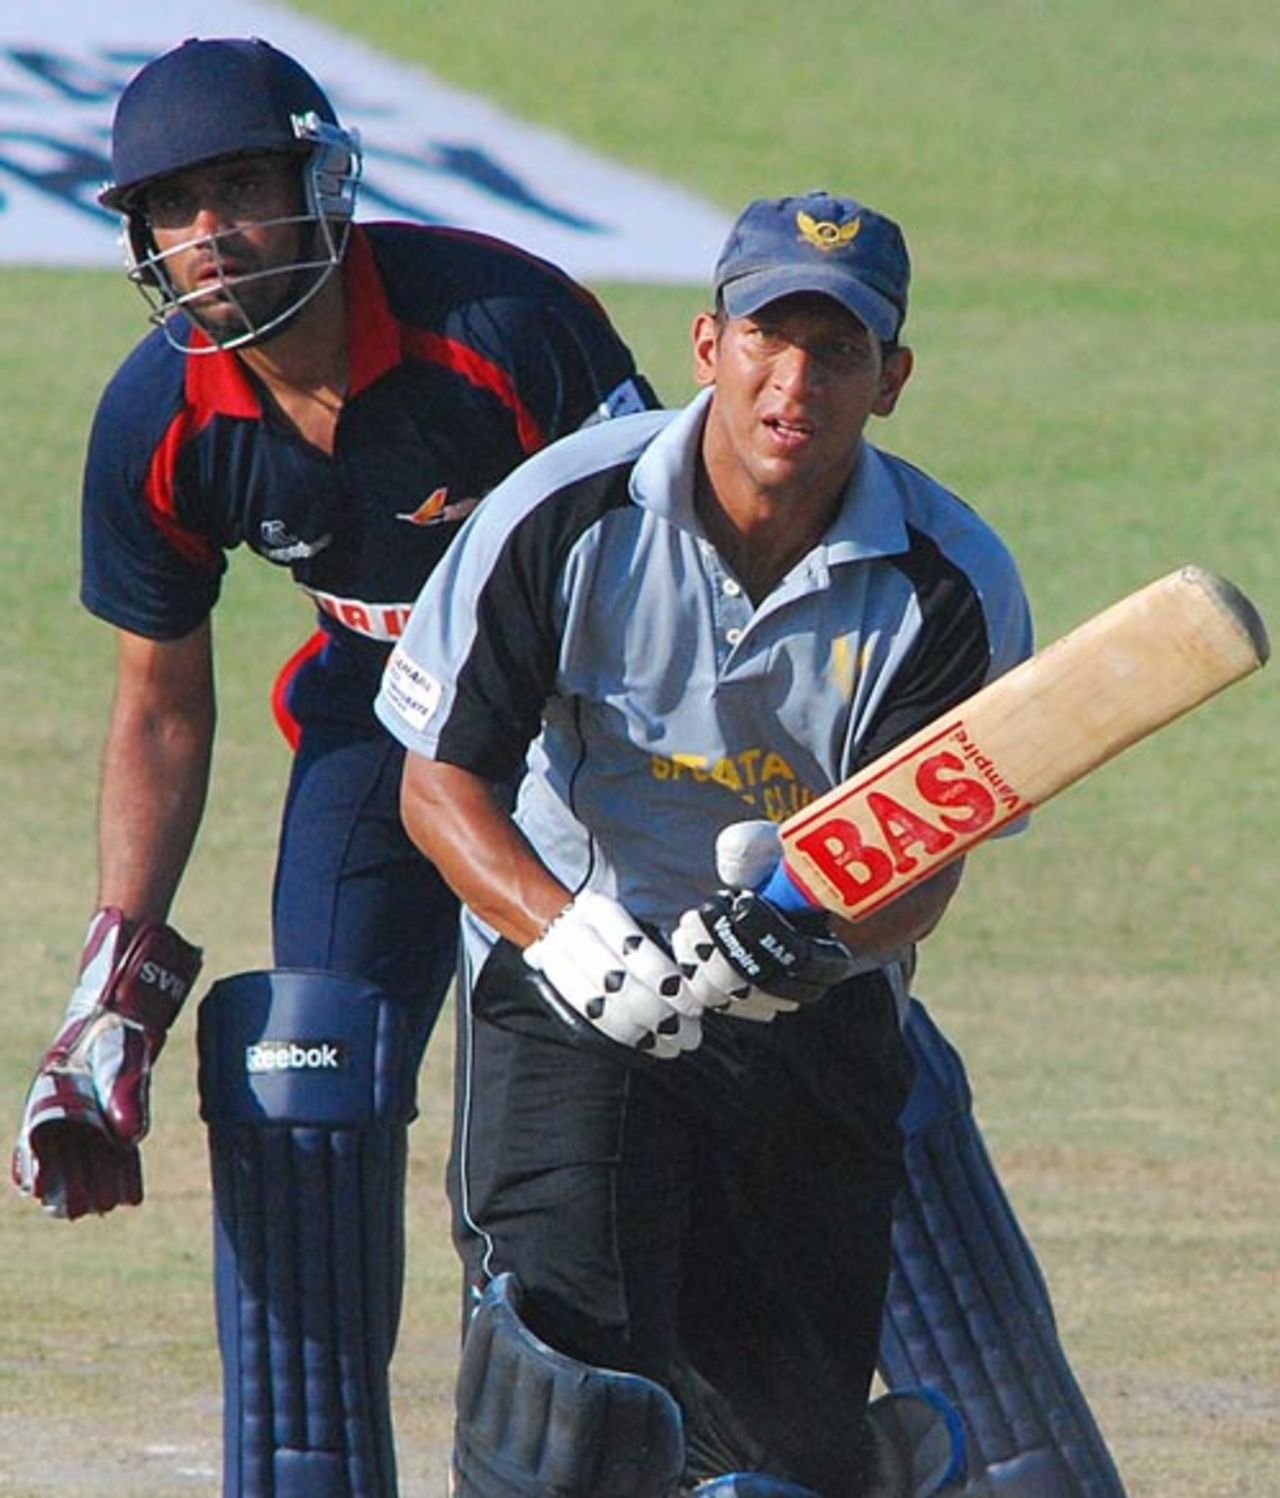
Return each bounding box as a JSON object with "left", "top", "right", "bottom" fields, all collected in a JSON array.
[{"left": 376, "top": 388, "right": 1031, "bottom": 947}]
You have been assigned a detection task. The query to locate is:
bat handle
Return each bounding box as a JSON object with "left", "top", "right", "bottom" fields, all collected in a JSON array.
[{"left": 759, "top": 859, "right": 818, "bottom": 913}]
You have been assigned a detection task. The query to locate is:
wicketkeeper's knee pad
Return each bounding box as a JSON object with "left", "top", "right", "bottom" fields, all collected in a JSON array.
[
  {"left": 197, "top": 969, "right": 418, "bottom": 1498},
  {"left": 453, "top": 1272, "right": 686, "bottom": 1497},
  {"left": 879, "top": 998, "right": 1125, "bottom": 1496}
]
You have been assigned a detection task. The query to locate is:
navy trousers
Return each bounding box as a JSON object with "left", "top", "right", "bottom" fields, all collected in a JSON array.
[{"left": 272, "top": 725, "right": 460, "bottom": 1072}]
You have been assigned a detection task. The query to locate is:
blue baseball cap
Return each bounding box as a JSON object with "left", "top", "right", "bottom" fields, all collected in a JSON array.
[{"left": 713, "top": 191, "right": 910, "bottom": 341}]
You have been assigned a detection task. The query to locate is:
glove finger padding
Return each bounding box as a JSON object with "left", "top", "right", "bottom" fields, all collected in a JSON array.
[
  {"left": 96, "top": 1019, "right": 156, "bottom": 1142},
  {"left": 20, "top": 1118, "right": 142, "bottom": 1220},
  {"left": 11, "top": 1069, "right": 144, "bottom": 1219},
  {"left": 671, "top": 909, "right": 799, "bottom": 1022},
  {"left": 675, "top": 889, "right": 854, "bottom": 1018},
  {"left": 524, "top": 891, "right": 701, "bottom": 1059}
]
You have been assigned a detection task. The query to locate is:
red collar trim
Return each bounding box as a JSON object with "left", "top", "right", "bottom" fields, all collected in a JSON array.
[
  {"left": 343, "top": 226, "right": 402, "bottom": 396},
  {"left": 182, "top": 226, "right": 399, "bottom": 415},
  {"left": 183, "top": 327, "right": 261, "bottom": 419}
]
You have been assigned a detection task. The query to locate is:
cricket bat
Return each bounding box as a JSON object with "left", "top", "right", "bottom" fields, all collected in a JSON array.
[{"left": 763, "top": 565, "right": 1269, "bottom": 920}]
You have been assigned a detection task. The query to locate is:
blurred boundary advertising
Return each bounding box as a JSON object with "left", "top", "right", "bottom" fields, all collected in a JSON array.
[{"left": 0, "top": 0, "right": 730, "bottom": 283}]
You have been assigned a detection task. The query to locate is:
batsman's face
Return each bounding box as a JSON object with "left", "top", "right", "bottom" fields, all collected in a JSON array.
[
  {"left": 142, "top": 155, "right": 307, "bottom": 337},
  {"left": 694, "top": 294, "right": 911, "bottom": 513}
]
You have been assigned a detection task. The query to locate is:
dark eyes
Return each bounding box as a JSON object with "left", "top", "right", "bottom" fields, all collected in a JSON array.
[
  {"left": 745, "top": 324, "right": 872, "bottom": 371},
  {"left": 146, "top": 170, "right": 282, "bottom": 229}
]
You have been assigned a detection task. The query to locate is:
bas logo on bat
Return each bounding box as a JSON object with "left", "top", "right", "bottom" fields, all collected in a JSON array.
[
  {"left": 787, "top": 723, "right": 1027, "bottom": 914},
  {"left": 768, "top": 568, "right": 1267, "bottom": 924}
]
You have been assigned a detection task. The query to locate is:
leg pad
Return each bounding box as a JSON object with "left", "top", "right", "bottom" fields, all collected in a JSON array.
[
  {"left": 454, "top": 1273, "right": 685, "bottom": 1497},
  {"left": 198, "top": 968, "right": 417, "bottom": 1498}
]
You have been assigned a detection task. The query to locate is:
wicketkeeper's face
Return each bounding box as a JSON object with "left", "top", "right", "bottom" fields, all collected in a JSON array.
[{"left": 142, "top": 154, "right": 309, "bottom": 338}]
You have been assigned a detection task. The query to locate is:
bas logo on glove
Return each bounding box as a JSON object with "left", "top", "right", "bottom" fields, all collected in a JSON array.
[
  {"left": 706, "top": 896, "right": 808, "bottom": 986},
  {"left": 673, "top": 888, "right": 855, "bottom": 1022},
  {"left": 12, "top": 908, "right": 203, "bottom": 1220}
]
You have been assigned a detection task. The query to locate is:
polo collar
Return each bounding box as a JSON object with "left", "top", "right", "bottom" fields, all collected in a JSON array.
[{"left": 630, "top": 386, "right": 910, "bottom": 561}]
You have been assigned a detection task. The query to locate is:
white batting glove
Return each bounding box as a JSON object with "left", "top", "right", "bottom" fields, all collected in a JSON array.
[
  {"left": 12, "top": 908, "right": 202, "bottom": 1219},
  {"left": 524, "top": 891, "right": 702, "bottom": 1060}
]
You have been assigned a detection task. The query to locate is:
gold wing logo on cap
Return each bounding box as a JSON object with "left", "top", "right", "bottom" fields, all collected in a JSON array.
[{"left": 797, "top": 210, "right": 861, "bottom": 252}]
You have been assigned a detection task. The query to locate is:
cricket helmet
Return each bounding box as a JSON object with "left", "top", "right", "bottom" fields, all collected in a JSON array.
[{"left": 100, "top": 37, "right": 362, "bottom": 351}]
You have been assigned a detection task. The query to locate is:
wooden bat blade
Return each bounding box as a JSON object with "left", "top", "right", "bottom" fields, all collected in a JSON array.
[{"left": 772, "top": 566, "right": 1269, "bottom": 920}]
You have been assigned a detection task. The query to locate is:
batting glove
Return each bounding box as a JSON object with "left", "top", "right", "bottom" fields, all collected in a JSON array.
[
  {"left": 672, "top": 888, "right": 855, "bottom": 1021},
  {"left": 672, "top": 818, "right": 853, "bottom": 1022},
  {"left": 12, "top": 908, "right": 202, "bottom": 1219},
  {"left": 524, "top": 891, "right": 702, "bottom": 1060}
]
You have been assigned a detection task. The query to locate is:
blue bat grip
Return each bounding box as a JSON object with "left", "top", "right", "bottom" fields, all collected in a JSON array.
[{"left": 759, "top": 859, "right": 819, "bottom": 913}]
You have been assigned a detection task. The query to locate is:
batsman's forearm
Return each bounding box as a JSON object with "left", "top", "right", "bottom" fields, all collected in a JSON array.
[{"left": 401, "top": 755, "right": 568, "bottom": 947}]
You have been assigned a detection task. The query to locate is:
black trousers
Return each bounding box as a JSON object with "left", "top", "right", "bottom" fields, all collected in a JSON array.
[{"left": 450, "top": 942, "right": 912, "bottom": 1495}]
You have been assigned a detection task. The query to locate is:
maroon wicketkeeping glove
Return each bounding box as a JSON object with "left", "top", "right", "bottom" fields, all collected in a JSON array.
[{"left": 11, "top": 908, "right": 202, "bottom": 1219}]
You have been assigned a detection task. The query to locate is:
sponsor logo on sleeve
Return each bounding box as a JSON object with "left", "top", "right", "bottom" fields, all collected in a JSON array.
[
  {"left": 382, "top": 644, "right": 443, "bottom": 733},
  {"left": 260, "top": 520, "right": 333, "bottom": 562}
]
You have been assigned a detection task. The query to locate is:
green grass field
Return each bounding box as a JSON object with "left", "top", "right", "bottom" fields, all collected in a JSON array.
[{"left": 1, "top": 2, "right": 1276, "bottom": 1493}]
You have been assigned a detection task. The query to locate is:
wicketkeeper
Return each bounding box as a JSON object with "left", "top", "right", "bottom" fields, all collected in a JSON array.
[{"left": 10, "top": 34, "right": 657, "bottom": 1498}]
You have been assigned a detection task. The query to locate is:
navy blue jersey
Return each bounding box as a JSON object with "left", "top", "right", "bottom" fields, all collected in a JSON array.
[{"left": 81, "top": 223, "right": 654, "bottom": 736}]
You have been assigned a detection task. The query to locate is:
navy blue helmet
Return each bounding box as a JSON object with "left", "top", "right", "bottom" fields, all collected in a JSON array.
[{"left": 100, "top": 38, "right": 362, "bottom": 350}]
